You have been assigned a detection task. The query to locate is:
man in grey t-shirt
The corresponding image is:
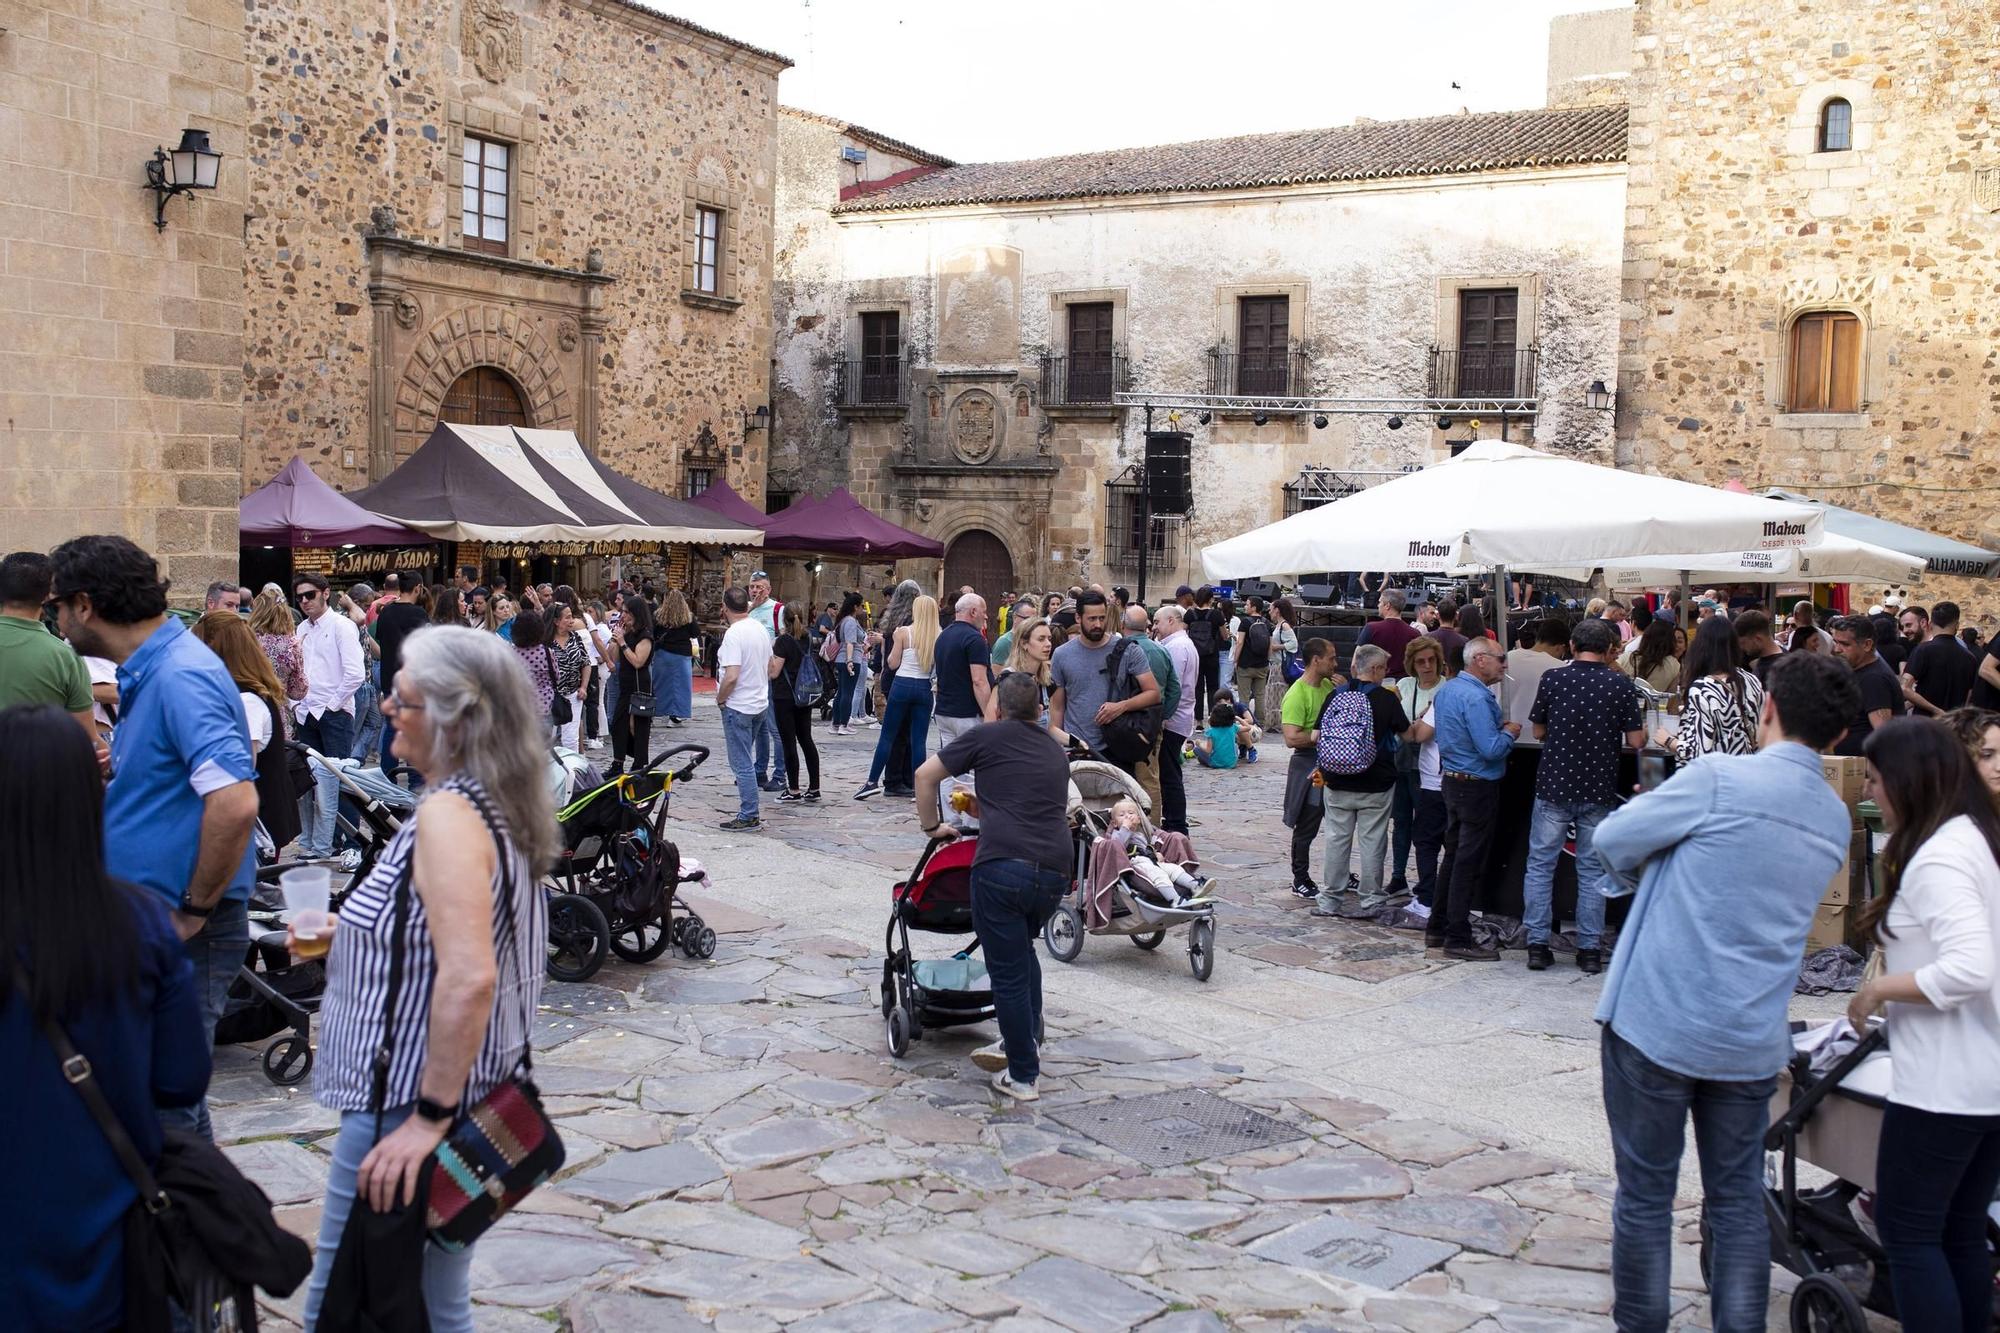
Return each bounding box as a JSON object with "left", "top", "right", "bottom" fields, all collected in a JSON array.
[{"left": 1047, "top": 590, "right": 1158, "bottom": 766}]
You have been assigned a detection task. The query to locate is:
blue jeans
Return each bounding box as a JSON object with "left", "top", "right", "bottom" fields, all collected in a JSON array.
[
  {"left": 1875, "top": 1101, "right": 2000, "bottom": 1333},
  {"left": 720, "top": 707, "right": 760, "bottom": 820},
  {"left": 970, "top": 857, "right": 1069, "bottom": 1084},
  {"left": 295, "top": 707, "right": 356, "bottom": 856},
  {"left": 1523, "top": 797, "right": 1612, "bottom": 949},
  {"left": 832, "top": 663, "right": 860, "bottom": 727},
  {"left": 301, "top": 1105, "right": 475, "bottom": 1333},
  {"left": 658, "top": 651, "right": 693, "bottom": 719},
  {"left": 1600, "top": 1026, "right": 1773, "bottom": 1333},
  {"left": 755, "top": 701, "right": 786, "bottom": 786},
  {"left": 158, "top": 898, "right": 249, "bottom": 1141},
  {"left": 867, "top": 676, "right": 933, "bottom": 785},
  {"left": 350, "top": 671, "right": 383, "bottom": 762}
]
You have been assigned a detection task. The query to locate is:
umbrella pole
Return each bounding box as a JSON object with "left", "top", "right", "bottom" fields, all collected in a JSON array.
[
  {"left": 1679, "top": 572, "right": 1691, "bottom": 630},
  {"left": 1494, "top": 563, "right": 1508, "bottom": 713}
]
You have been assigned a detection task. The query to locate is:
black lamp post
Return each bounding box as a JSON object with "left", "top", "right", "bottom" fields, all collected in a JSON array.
[
  {"left": 145, "top": 128, "right": 222, "bottom": 232},
  {"left": 1585, "top": 379, "right": 1615, "bottom": 412}
]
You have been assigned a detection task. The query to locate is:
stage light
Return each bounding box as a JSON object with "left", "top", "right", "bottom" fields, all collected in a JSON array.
[
  {"left": 1436, "top": 415, "right": 1452, "bottom": 430},
  {"left": 1312, "top": 414, "right": 1328, "bottom": 429},
  {"left": 1252, "top": 412, "right": 1268, "bottom": 427},
  {"left": 1197, "top": 411, "right": 1212, "bottom": 425},
  {"left": 1386, "top": 416, "right": 1403, "bottom": 430}
]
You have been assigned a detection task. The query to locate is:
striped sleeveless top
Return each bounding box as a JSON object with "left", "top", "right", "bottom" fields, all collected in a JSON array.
[{"left": 314, "top": 774, "right": 544, "bottom": 1113}]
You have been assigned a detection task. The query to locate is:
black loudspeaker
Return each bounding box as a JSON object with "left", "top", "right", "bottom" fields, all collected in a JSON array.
[{"left": 1144, "top": 430, "right": 1192, "bottom": 514}]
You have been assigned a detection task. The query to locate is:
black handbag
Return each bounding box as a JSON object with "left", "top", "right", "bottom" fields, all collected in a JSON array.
[
  {"left": 543, "top": 646, "right": 573, "bottom": 726},
  {"left": 14, "top": 962, "right": 309, "bottom": 1332}
]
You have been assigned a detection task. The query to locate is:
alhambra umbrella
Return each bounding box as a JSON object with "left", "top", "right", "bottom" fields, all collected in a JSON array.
[
  {"left": 1763, "top": 489, "right": 2000, "bottom": 579},
  {"left": 761, "top": 487, "right": 944, "bottom": 559},
  {"left": 239, "top": 457, "right": 431, "bottom": 548},
  {"left": 1540, "top": 528, "right": 1928, "bottom": 591}
]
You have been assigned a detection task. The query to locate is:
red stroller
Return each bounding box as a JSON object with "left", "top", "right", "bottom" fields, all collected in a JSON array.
[{"left": 880, "top": 837, "right": 999, "bottom": 1058}]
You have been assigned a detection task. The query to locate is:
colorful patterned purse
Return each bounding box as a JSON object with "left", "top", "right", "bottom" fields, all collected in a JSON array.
[{"left": 373, "top": 797, "right": 564, "bottom": 1253}]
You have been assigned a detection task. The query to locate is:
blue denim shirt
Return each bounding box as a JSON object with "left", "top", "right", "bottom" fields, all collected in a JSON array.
[
  {"left": 1433, "top": 672, "right": 1515, "bottom": 780},
  {"left": 1593, "top": 741, "right": 1849, "bottom": 1081}
]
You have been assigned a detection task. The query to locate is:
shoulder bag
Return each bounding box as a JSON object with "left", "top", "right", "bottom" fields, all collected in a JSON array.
[
  {"left": 622, "top": 635, "right": 657, "bottom": 718},
  {"left": 373, "top": 798, "right": 564, "bottom": 1251},
  {"left": 1101, "top": 639, "right": 1163, "bottom": 766},
  {"left": 543, "top": 645, "right": 573, "bottom": 727},
  {"left": 14, "top": 962, "right": 310, "bottom": 1332}
]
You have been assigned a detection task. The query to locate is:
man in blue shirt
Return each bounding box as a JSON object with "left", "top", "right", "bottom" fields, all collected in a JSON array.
[
  {"left": 1591, "top": 652, "right": 1859, "bottom": 1332},
  {"left": 51, "top": 536, "right": 259, "bottom": 1141},
  {"left": 1429, "top": 636, "right": 1519, "bottom": 960}
]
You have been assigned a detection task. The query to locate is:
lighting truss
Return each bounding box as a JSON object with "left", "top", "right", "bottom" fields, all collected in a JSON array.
[{"left": 1114, "top": 392, "right": 1539, "bottom": 417}]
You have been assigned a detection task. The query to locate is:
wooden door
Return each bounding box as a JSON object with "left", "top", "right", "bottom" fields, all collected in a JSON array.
[
  {"left": 1237, "top": 296, "right": 1290, "bottom": 394},
  {"left": 440, "top": 366, "right": 530, "bottom": 427},
  {"left": 1066, "top": 302, "right": 1114, "bottom": 402},
  {"left": 860, "top": 311, "right": 901, "bottom": 403},
  {"left": 1457, "top": 289, "right": 1519, "bottom": 395},
  {"left": 942, "top": 530, "right": 1014, "bottom": 625}
]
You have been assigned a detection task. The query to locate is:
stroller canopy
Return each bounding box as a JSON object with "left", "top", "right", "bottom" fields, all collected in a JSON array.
[{"left": 1068, "top": 759, "right": 1150, "bottom": 818}]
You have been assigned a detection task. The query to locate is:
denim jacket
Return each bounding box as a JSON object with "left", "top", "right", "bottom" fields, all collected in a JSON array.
[{"left": 1592, "top": 741, "right": 1849, "bottom": 1081}]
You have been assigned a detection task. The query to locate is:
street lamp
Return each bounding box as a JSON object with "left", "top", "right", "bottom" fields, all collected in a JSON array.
[
  {"left": 1585, "top": 379, "right": 1615, "bottom": 412},
  {"left": 145, "top": 128, "right": 222, "bottom": 231},
  {"left": 741, "top": 404, "right": 770, "bottom": 432}
]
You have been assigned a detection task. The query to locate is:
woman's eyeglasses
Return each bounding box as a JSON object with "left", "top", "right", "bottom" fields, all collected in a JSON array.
[{"left": 383, "top": 693, "right": 425, "bottom": 716}]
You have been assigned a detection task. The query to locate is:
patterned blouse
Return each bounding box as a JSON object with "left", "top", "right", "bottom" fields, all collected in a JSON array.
[
  {"left": 1673, "top": 669, "right": 1765, "bottom": 762},
  {"left": 259, "top": 631, "right": 307, "bottom": 702},
  {"left": 552, "top": 632, "right": 588, "bottom": 697},
  {"left": 513, "top": 643, "right": 556, "bottom": 717}
]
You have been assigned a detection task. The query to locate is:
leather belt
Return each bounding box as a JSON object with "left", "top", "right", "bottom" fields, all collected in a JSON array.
[{"left": 1442, "top": 770, "right": 1488, "bottom": 782}]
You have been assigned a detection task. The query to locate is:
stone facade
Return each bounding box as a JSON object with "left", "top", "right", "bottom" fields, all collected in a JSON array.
[
  {"left": 772, "top": 117, "right": 1624, "bottom": 602},
  {"left": 0, "top": 0, "right": 248, "bottom": 596},
  {"left": 1617, "top": 0, "right": 2000, "bottom": 607},
  {"left": 241, "top": 0, "right": 785, "bottom": 502}
]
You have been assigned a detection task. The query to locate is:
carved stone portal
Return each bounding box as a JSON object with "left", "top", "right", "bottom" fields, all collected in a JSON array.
[
  {"left": 1976, "top": 166, "right": 2000, "bottom": 213},
  {"left": 463, "top": 0, "right": 523, "bottom": 83},
  {"left": 393, "top": 293, "right": 421, "bottom": 330},
  {"left": 949, "top": 389, "right": 1000, "bottom": 464}
]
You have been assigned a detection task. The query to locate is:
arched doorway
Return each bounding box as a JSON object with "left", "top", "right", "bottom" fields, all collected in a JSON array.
[
  {"left": 439, "top": 365, "right": 530, "bottom": 427},
  {"left": 943, "top": 529, "right": 1014, "bottom": 619}
]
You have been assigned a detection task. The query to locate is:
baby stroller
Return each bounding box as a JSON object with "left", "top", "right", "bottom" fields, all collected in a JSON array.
[
  {"left": 879, "top": 836, "right": 1004, "bottom": 1059},
  {"left": 1041, "top": 758, "right": 1219, "bottom": 981},
  {"left": 1707, "top": 1019, "right": 2000, "bottom": 1330},
  {"left": 544, "top": 744, "right": 715, "bottom": 983},
  {"left": 217, "top": 870, "right": 337, "bottom": 1085}
]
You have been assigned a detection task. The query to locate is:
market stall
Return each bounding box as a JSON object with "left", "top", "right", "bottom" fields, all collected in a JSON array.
[{"left": 238, "top": 456, "right": 436, "bottom": 592}]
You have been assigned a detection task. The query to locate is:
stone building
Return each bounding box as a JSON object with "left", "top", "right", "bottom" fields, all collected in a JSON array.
[
  {"left": 770, "top": 100, "right": 1627, "bottom": 604},
  {"left": 0, "top": 0, "right": 249, "bottom": 593},
  {"left": 239, "top": 0, "right": 787, "bottom": 512},
  {"left": 1617, "top": 0, "right": 2000, "bottom": 603}
]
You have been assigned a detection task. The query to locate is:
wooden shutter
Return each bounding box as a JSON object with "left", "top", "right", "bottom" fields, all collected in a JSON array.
[
  {"left": 1066, "top": 302, "right": 1113, "bottom": 402},
  {"left": 1237, "top": 296, "right": 1290, "bottom": 394},
  {"left": 1457, "top": 288, "right": 1519, "bottom": 395},
  {"left": 860, "top": 312, "right": 900, "bottom": 403},
  {"left": 1788, "top": 312, "right": 1862, "bottom": 413}
]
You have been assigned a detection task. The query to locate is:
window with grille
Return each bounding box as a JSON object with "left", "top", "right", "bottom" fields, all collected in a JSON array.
[
  {"left": 461, "top": 136, "right": 510, "bottom": 256},
  {"left": 694, "top": 206, "right": 722, "bottom": 294},
  {"left": 1818, "top": 99, "right": 1852, "bottom": 153},
  {"left": 1786, "top": 311, "right": 1863, "bottom": 413},
  {"left": 684, "top": 467, "right": 713, "bottom": 499}
]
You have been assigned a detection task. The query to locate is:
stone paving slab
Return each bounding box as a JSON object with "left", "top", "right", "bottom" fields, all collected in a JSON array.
[{"left": 1249, "top": 1212, "right": 1461, "bottom": 1288}]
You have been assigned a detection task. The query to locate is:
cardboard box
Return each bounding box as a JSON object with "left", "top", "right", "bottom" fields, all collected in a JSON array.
[
  {"left": 1822, "top": 829, "right": 1867, "bottom": 907},
  {"left": 1821, "top": 755, "right": 1867, "bottom": 815},
  {"left": 1806, "top": 901, "right": 1860, "bottom": 952}
]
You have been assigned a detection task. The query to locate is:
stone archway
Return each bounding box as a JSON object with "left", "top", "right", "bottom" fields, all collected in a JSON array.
[
  {"left": 387, "top": 303, "right": 574, "bottom": 469},
  {"left": 942, "top": 529, "right": 1014, "bottom": 616}
]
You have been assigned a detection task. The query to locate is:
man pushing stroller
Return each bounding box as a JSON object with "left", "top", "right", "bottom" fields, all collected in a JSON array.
[{"left": 915, "top": 673, "right": 1070, "bottom": 1103}]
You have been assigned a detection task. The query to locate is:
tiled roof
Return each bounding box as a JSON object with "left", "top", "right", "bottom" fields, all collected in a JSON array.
[
  {"left": 781, "top": 106, "right": 954, "bottom": 167},
  {"left": 833, "top": 104, "right": 1627, "bottom": 213},
  {"left": 599, "top": 0, "right": 793, "bottom": 69}
]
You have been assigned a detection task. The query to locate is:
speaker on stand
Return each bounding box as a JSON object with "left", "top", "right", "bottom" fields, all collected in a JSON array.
[{"left": 1144, "top": 430, "right": 1193, "bottom": 515}]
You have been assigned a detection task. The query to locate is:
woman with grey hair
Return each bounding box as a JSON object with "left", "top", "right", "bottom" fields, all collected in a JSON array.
[{"left": 300, "top": 625, "right": 555, "bottom": 1332}]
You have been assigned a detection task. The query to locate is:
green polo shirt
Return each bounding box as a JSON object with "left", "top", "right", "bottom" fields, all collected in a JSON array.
[{"left": 0, "top": 613, "right": 91, "bottom": 714}]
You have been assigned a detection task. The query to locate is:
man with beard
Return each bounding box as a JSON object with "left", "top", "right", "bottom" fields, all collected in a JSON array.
[{"left": 1047, "top": 590, "right": 1159, "bottom": 776}]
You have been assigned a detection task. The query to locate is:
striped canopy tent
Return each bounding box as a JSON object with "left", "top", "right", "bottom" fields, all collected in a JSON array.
[{"left": 349, "top": 424, "right": 763, "bottom": 545}]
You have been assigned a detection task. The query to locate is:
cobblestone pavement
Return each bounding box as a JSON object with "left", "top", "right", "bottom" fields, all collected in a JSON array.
[{"left": 222, "top": 701, "right": 1843, "bottom": 1330}]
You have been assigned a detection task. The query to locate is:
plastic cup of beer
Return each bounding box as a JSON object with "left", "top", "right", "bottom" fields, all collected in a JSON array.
[{"left": 282, "top": 865, "right": 333, "bottom": 959}]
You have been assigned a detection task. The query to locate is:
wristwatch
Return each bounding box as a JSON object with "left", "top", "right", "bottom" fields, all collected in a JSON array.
[
  {"left": 415, "top": 1095, "right": 460, "bottom": 1125},
  {"left": 176, "top": 891, "right": 214, "bottom": 918}
]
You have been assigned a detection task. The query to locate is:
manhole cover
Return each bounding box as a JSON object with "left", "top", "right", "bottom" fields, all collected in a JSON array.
[{"left": 1047, "top": 1089, "right": 1310, "bottom": 1167}]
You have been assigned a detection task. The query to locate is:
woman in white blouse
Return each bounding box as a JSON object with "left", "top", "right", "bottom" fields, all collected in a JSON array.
[{"left": 1848, "top": 717, "right": 2000, "bottom": 1333}]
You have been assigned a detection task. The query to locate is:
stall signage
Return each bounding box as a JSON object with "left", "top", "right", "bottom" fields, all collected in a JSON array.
[
  {"left": 482, "top": 541, "right": 662, "bottom": 557},
  {"left": 333, "top": 545, "right": 438, "bottom": 575},
  {"left": 1402, "top": 538, "right": 1459, "bottom": 572},
  {"left": 1734, "top": 551, "right": 1778, "bottom": 572},
  {"left": 1756, "top": 519, "right": 1810, "bottom": 549}
]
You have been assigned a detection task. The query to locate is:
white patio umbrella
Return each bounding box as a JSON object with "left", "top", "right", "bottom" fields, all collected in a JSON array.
[
  {"left": 1201, "top": 441, "right": 1826, "bottom": 582},
  {"left": 1577, "top": 530, "right": 1927, "bottom": 591}
]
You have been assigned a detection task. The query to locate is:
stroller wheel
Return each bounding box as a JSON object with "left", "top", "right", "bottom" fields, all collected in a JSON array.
[
  {"left": 263, "top": 1034, "right": 312, "bottom": 1086},
  {"left": 610, "top": 911, "right": 673, "bottom": 964},
  {"left": 1790, "top": 1273, "right": 1866, "bottom": 1333},
  {"left": 546, "top": 892, "right": 610, "bottom": 983},
  {"left": 887, "top": 1006, "right": 912, "bottom": 1058},
  {"left": 1188, "top": 918, "right": 1215, "bottom": 982},
  {"left": 1042, "top": 904, "right": 1084, "bottom": 963},
  {"left": 685, "top": 925, "right": 718, "bottom": 960},
  {"left": 1132, "top": 930, "right": 1166, "bottom": 951}
]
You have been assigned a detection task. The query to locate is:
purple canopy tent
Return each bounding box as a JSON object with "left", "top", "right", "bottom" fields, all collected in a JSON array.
[
  {"left": 239, "top": 457, "right": 431, "bottom": 548},
  {"left": 760, "top": 487, "right": 943, "bottom": 559},
  {"left": 687, "top": 479, "right": 774, "bottom": 530}
]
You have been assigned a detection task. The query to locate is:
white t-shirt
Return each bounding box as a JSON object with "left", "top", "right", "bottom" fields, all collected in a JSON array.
[
  {"left": 1882, "top": 814, "right": 2000, "bottom": 1114},
  {"left": 1416, "top": 703, "right": 1441, "bottom": 791},
  {"left": 239, "top": 690, "right": 273, "bottom": 757},
  {"left": 1504, "top": 648, "right": 1563, "bottom": 730},
  {"left": 718, "top": 617, "right": 772, "bottom": 717},
  {"left": 85, "top": 654, "right": 118, "bottom": 732}
]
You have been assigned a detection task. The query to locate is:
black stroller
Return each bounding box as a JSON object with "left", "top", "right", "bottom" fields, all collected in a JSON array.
[
  {"left": 881, "top": 836, "right": 1010, "bottom": 1058},
  {"left": 545, "top": 744, "right": 714, "bottom": 982}
]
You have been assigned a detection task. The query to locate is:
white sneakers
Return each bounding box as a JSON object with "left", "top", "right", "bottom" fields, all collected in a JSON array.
[
  {"left": 971, "top": 1040, "right": 1008, "bottom": 1072},
  {"left": 990, "top": 1070, "right": 1039, "bottom": 1102}
]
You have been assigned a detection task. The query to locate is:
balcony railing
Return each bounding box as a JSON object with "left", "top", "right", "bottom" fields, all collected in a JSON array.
[
  {"left": 1429, "top": 346, "right": 1540, "bottom": 399},
  {"left": 1103, "top": 467, "right": 1185, "bottom": 571},
  {"left": 1207, "top": 347, "right": 1309, "bottom": 397},
  {"left": 1038, "top": 353, "right": 1128, "bottom": 407},
  {"left": 835, "top": 357, "right": 907, "bottom": 409}
]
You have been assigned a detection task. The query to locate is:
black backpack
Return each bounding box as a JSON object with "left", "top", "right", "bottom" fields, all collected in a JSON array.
[
  {"left": 1186, "top": 609, "right": 1217, "bottom": 654},
  {"left": 1100, "top": 639, "right": 1163, "bottom": 765},
  {"left": 1239, "top": 618, "right": 1273, "bottom": 669}
]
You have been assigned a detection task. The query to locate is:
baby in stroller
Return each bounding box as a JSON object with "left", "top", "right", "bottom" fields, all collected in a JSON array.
[{"left": 1106, "top": 798, "right": 1212, "bottom": 905}]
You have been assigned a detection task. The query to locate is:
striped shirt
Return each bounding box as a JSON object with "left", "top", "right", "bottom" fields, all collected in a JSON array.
[{"left": 314, "top": 774, "right": 544, "bottom": 1113}]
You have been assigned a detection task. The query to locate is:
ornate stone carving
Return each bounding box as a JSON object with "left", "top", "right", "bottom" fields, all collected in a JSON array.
[
  {"left": 915, "top": 499, "right": 936, "bottom": 521},
  {"left": 368, "top": 204, "right": 398, "bottom": 237},
  {"left": 556, "top": 319, "right": 579, "bottom": 352},
  {"left": 1036, "top": 416, "right": 1054, "bottom": 456},
  {"left": 1780, "top": 271, "right": 1886, "bottom": 312},
  {"left": 1014, "top": 386, "right": 1032, "bottom": 417},
  {"left": 585, "top": 247, "right": 606, "bottom": 274},
  {"left": 926, "top": 386, "right": 943, "bottom": 420},
  {"left": 393, "top": 293, "right": 421, "bottom": 330},
  {"left": 899, "top": 422, "right": 917, "bottom": 459},
  {"left": 1975, "top": 167, "right": 2000, "bottom": 213},
  {"left": 398, "top": 304, "right": 570, "bottom": 436},
  {"left": 463, "top": 0, "right": 523, "bottom": 83},
  {"left": 948, "top": 389, "right": 999, "bottom": 465},
  {"left": 1014, "top": 500, "right": 1036, "bottom": 526}
]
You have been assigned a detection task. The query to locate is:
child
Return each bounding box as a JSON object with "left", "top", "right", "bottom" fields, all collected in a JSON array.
[
  {"left": 1192, "top": 700, "right": 1262, "bottom": 768},
  {"left": 1106, "top": 798, "right": 1212, "bottom": 904}
]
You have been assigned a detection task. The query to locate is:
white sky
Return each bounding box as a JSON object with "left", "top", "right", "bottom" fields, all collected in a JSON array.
[{"left": 665, "top": 0, "right": 1617, "bottom": 162}]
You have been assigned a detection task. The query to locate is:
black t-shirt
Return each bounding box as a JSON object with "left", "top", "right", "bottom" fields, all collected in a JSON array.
[
  {"left": 617, "top": 627, "right": 650, "bottom": 692},
  {"left": 937, "top": 719, "right": 1071, "bottom": 872},
  {"left": 1908, "top": 636, "right": 1976, "bottom": 713},
  {"left": 373, "top": 601, "right": 430, "bottom": 691},
  {"left": 933, "top": 620, "right": 991, "bottom": 720},
  {"left": 655, "top": 620, "right": 696, "bottom": 657},
  {"left": 771, "top": 633, "right": 803, "bottom": 704},
  {"left": 1834, "top": 656, "right": 1906, "bottom": 756},
  {"left": 1974, "top": 639, "right": 2000, "bottom": 710},
  {"left": 1876, "top": 636, "right": 1909, "bottom": 675},
  {"left": 1320, "top": 682, "right": 1411, "bottom": 793},
  {"left": 1747, "top": 649, "right": 1783, "bottom": 687}
]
